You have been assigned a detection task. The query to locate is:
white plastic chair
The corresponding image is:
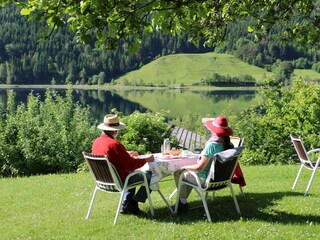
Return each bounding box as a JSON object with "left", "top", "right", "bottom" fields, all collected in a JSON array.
[
  {"left": 83, "top": 152, "right": 154, "bottom": 225},
  {"left": 174, "top": 147, "right": 244, "bottom": 222},
  {"left": 169, "top": 137, "right": 245, "bottom": 200},
  {"left": 290, "top": 135, "right": 320, "bottom": 196}
]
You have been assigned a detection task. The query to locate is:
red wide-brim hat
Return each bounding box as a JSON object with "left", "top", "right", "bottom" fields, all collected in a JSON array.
[{"left": 204, "top": 116, "right": 233, "bottom": 136}]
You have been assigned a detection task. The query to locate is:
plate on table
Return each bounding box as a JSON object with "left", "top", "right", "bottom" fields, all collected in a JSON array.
[{"left": 157, "top": 155, "right": 179, "bottom": 160}]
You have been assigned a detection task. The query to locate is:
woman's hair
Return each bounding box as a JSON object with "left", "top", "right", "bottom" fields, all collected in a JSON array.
[{"left": 223, "top": 136, "right": 234, "bottom": 150}]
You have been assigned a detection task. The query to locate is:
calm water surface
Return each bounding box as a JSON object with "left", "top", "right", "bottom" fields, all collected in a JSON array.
[{"left": 0, "top": 88, "right": 259, "bottom": 121}]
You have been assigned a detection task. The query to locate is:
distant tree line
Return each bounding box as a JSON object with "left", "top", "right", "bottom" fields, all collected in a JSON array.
[{"left": 201, "top": 73, "right": 256, "bottom": 87}]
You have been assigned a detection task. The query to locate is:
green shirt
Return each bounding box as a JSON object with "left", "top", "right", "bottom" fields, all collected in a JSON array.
[{"left": 197, "top": 141, "right": 224, "bottom": 180}]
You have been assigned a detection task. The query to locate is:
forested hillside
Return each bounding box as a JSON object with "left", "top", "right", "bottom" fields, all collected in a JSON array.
[
  {"left": 0, "top": 5, "right": 211, "bottom": 85},
  {"left": 1, "top": 5, "right": 320, "bottom": 85},
  {"left": 221, "top": 21, "right": 320, "bottom": 71}
]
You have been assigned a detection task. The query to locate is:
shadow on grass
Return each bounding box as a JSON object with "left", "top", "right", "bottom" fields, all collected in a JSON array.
[{"left": 140, "top": 191, "right": 320, "bottom": 224}]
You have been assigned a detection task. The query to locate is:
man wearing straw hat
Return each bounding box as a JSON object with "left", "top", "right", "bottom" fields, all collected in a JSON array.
[{"left": 92, "top": 114, "right": 154, "bottom": 215}]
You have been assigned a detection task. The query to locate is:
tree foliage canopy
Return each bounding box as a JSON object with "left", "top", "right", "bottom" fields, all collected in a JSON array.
[{"left": 1, "top": 0, "right": 320, "bottom": 50}]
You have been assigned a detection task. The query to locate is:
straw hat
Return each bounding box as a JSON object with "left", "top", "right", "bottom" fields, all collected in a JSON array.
[
  {"left": 204, "top": 116, "right": 233, "bottom": 136},
  {"left": 97, "top": 114, "right": 126, "bottom": 131}
]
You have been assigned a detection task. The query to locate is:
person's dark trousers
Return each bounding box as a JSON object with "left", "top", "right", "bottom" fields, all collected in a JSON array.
[{"left": 123, "top": 171, "right": 152, "bottom": 204}]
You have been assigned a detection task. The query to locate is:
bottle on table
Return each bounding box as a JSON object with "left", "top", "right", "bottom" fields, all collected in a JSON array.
[{"left": 163, "top": 138, "right": 170, "bottom": 155}]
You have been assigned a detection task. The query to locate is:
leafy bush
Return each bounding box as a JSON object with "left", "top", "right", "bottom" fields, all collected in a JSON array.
[
  {"left": 170, "top": 79, "right": 320, "bottom": 165},
  {"left": 230, "top": 79, "right": 320, "bottom": 165},
  {"left": 117, "top": 111, "right": 173, "bottom": 154},
  {"left": 0, "top": 89, "right": 99, "bottom": 177}
]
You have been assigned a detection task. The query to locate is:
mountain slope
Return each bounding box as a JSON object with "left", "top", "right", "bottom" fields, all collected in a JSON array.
[{"left": 116, "top": 52, "right": 273, "bottom": 85}]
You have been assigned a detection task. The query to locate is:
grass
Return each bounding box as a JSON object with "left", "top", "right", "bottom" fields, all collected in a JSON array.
[
  {"left": 1, "top": 165, "right": 320, "bottom": 239},
  {"left": 116, "top": 52, "right": 320, "bottom": 87},
  {"left": 116, "top": 52, "right": 273, "bottom": 86},
  {"left": 293, "top": 69, "right": 320, "bottom": 81}
]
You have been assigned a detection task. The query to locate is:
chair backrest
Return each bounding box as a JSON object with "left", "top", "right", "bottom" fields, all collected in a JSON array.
[
  {"left": 230, "top": 137, "right": 244, "bottom": 147},
  {"left": 290, "top": 135, "right": 312, "bottom": 168},
  {"left": 206, "top": 147, "right": 244, "bottom": 189},
  {"left": 83, "top": 152, "right": 123, "bottom": 192}
]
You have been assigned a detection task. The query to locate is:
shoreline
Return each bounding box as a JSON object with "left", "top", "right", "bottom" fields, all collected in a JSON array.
[{"left": 0, "top": 84, "right": 258, "bottom": 92}]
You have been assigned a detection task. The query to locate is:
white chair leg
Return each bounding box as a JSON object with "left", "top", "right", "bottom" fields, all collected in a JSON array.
[
  {"left": 169, "top": 188, "right": 177, "bottom": 200},
  {"left": 86, "top": 187, "right": 98, "bottom": 220},
  {"left": 305, "top": 168, "right": 318, "bottom": 196},
  {"left": 229, "top": 184, "right": 241, "bottom": 215},
  {"left": 204, "top": 192, "right": 209, "bottom": 200},
  {"left": 199, "top": 192, "right": 212, "bottom": 222},
  {"left": 144, "top": 181, "right": 154, "bottom": 217},
  {"left": 205, "top": 191, "right": 215, "bottom": 201},
  {"left": 292, "top": 165, "right": 303, "bottom": 189},
  {"left": 211, "top": 192, "right": 215, "bottom": 201},
  {"left": 157, "top": 190, "right": 173, "bottom": 213},
  {"left": 174, "top": 183, "right": 182, "bottom": 215},
  {"left": 114, "top": 190, "right": 126, "bottom": 225}
]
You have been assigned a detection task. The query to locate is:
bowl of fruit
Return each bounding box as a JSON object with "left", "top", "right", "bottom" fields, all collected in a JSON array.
[{"left": 168, "top": 149, "right": 181, "bottom": 156}]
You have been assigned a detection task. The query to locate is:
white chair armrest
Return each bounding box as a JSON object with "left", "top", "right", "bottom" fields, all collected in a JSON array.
[
  {"left": 307, "top": 148, "right": 320, "bottom": 155},
  {"left": 307, "top": 149, "right": 320, "bottom": 166},
  {"left": 123, "top": 169, "right": 147, "bottom": 188},
  {"left": 179, "top": 169, "right": 203, "bottom": 188}
]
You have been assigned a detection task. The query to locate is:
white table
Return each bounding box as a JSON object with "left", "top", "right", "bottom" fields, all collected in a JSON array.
[
  {"left": 141, "top": 153, "right": 200, "bottom": 190},
  {"left": 141, "top": 152, "right": 246, "bottom": 213}
]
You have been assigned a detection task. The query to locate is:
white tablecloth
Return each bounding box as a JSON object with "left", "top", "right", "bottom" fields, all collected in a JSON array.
[{"left": 141, "top": 153, "right": 200, "bottom": 190}]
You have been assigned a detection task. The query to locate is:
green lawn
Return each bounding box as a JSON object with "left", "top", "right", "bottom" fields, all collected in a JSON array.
[{"left": 1, "top": 165, "right": 319, "bottom": 239}]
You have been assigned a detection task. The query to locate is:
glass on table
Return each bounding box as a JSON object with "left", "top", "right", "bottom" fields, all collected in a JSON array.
[{"left": 181, "top": 150, "right": 189, "bottom": 157}]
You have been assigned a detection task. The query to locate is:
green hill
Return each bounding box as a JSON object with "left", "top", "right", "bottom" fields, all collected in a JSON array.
[
  {"left": 116, "top": 52, "right": 273, "bottom": 85},
  {"left": 293, "top": 69, "right": 320, "bottom": 81}
]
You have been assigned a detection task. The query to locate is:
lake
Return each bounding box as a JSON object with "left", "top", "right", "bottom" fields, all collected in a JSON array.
[{"left": 0, "top": 87, "right": 259, "bottom": 121}]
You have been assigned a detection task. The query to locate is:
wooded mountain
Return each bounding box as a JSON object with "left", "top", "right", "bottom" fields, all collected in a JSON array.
[{"left": 0, "top": 5, "right": 320, "bottom": 85}]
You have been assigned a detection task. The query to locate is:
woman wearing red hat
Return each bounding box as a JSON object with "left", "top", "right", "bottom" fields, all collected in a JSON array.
[{"left": 173, "top": 116, "right": 234, "bottom": 212}]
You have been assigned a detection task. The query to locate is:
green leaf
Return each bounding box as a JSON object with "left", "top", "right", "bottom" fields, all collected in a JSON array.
[
  {"left": 247, "top": 26, "right": 254, "bottom": 32},
  {"left": 20, "top": 8, "right": 33, "bottom": 15}
]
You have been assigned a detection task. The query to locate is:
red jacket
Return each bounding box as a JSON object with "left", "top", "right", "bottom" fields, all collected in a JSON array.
[{"left": 92, "top": 134, "right": 146, "bottom": 180}]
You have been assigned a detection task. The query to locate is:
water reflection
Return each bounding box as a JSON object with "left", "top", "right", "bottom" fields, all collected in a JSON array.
[
  {"left": 73, "top": 89, "right": 148, "bottom": 120},
  {"left": 0, "top": 88, "right": 148, "bottom": 121},
  {"left": 200, "top": 90, "right": 258, "bottom": 101},
  {"left": 112, "top": 88, "right": 258, "bottom": 118},
  {"left": 0, "top": 88, "right": 258, "bottom": 121}
]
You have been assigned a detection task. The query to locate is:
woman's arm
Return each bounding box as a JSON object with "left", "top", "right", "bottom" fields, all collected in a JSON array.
[{"left": 184, "top": 155, "right": 210, "bottom": 172}]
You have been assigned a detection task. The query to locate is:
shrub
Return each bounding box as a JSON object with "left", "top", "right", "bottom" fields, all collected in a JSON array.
[
  {"left": 0, "top": 88, "right": 99, "bottom": 177},
  {"left": 117, "top": 111, "right": 173, "bottom": 154},
  {"left": 172, "top": 79, "right": 320, "bottom": 165},
  {"left": 230, "top": 79, "right": 320, "bottom": 165}
]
